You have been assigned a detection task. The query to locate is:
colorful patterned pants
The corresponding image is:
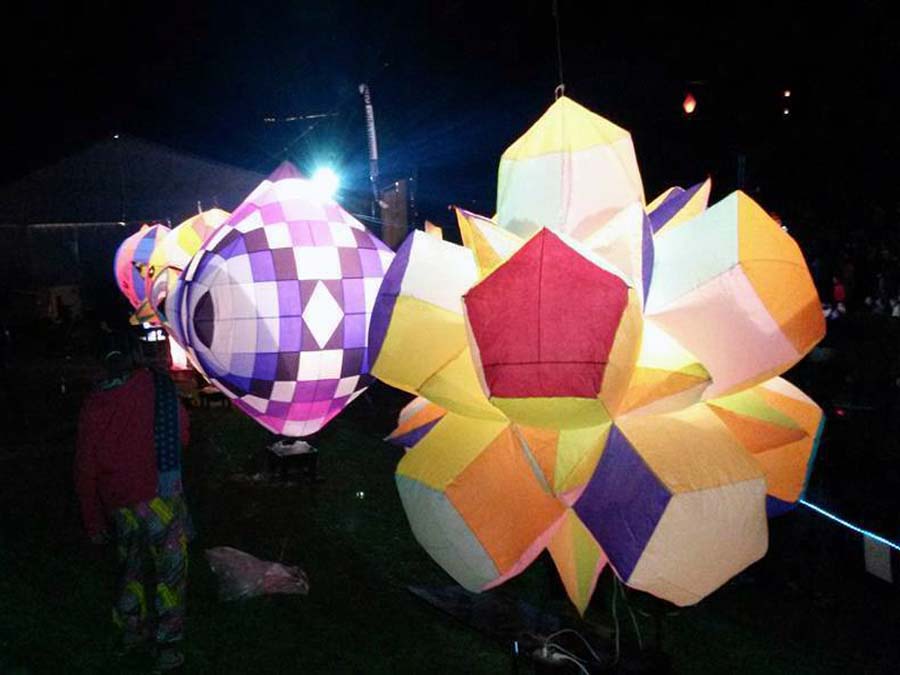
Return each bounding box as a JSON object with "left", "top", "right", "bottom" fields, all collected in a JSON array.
[{"left": 112, "top": 495, "right": 188, "bottom": 644}]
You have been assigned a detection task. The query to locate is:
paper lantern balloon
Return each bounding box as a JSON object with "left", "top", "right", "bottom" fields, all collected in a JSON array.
[
  {"left": 174, "top": 163, "right": 394, "bottom": 436},
  {"left": 140, "top": 208, "right": 231, "bottom": 326},
  {"left": 373, "top": 96, "right": 824, "bottom": 611},
  {"left": 149, "top": 209, "right": 230, "bottom": 285},
  {"left": 114, "top": 224, "right": 171, "bottom": 314}
]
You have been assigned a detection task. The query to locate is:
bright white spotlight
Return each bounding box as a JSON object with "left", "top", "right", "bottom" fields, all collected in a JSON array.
[{"left": 311, "top": 167, "right": 340, "bottom": 200}]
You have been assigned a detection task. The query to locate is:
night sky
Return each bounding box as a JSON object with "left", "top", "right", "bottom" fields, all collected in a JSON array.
[{"left": 4, "top": 1, "right": 898, "bottom": 235}]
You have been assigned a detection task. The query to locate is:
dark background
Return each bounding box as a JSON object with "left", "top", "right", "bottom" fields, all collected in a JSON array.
[
  {"left": 3, "top": 1, "right": 897, "bottom": 236},
  {"left": 2, "top": 0, "right": 898, "bottom": 537},
  {"left": 1, "top": 7, "right": 898, "bottom": 672}
]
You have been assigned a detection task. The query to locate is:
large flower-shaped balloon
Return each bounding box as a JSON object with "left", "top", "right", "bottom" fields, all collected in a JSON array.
[
  {"left": 171, "top": 162, "right": 394, "bottom": 436},
  {"left": 372, "top": 97, "right": 824, "bottom": 611}
]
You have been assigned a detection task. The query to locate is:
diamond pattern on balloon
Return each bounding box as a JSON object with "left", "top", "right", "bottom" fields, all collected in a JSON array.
[{"left": 302, "top": 281, "right": 344, "bottom": 349}]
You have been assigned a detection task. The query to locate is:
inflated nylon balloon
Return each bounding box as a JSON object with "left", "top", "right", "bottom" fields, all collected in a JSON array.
[
  {"left": 140, "top": 208, "right": 231, "bottom": 326},
  {"left": 174, "top": 162, "right": 394, "bottom": 436},
  {"left": 114, "top": 224, "right": 171, "bottom": 317},
  {"left": 371, "top": 96, "right": 824, "bottom": 612}
]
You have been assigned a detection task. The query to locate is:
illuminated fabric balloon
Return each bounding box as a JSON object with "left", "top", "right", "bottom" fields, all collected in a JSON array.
[
  {"left": 140, "top": 208, "right": 231, "bottom": 326},
  {"left": 174, "top": 163, "right": 393, "bottom": 436},
  {"left": 149, "top": 209, "right": 230, "bottom": 285},
  {"left": 372, "top": 96, "right": 824, "bottom": 611},
  {"left": 114, "top": 224, "right": 171, "bottom": 314}
]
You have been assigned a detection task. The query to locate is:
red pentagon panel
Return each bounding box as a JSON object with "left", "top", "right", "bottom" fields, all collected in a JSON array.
[{"left": 464, "top": 229, "right": 629, "bottom": 398}]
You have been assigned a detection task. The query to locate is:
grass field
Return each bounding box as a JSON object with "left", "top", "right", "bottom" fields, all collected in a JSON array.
[{"left": 1, "top": 364, "right": 899, "bottom": 673}]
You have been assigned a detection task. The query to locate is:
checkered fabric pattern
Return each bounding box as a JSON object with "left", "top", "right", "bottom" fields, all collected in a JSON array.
[
  {"left": 114, "top": 224, "right": 170, "bottom": 310},
  {"left": 148, "top": 209, "right": 230, "bottom": 284},
  {"left": 177, "top": 166, "right": 394, "bottom": 436},
  {"left": 143, "top": 209, "right": 230, "bottom": 327},
  {"left": 148, "top": 268, "right": 173, "bottom": 324}
]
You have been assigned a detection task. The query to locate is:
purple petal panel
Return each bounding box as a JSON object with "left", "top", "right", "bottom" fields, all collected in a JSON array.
[
  {"left": 648, "top": 181, "right": 704, "bottom": 233},
  {"left": 574, "top": 425, "right": 671, "bottom": 581},
  {"left": 765, "top": 495, "right": 797, "bottom": 518},
  {"left": 368, "top": 232, "right": 414, "bottom": 367},
  {"left": 388, "top": 417, "right": 443, "bottom": 449},
  {"left": 641, "top": 212, "right": 654, "bottom": 299}
]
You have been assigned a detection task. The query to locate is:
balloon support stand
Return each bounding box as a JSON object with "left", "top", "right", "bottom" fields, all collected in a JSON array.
[
  {"left": 195, "top": 384, "right": 228, "bottom": 408},
  {"left": 265, "top": 440, "right": 322, "bottom": 484}
]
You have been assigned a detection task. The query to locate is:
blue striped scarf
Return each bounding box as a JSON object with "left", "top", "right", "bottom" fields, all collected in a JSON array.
[{"left": 153, "top": 370, "right": 182, "bottom": 497}]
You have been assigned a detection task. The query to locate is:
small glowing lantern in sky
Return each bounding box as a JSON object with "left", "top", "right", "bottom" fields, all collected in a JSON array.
[{"left": 683, "top": 92, "right": 697, "bottom": 115}]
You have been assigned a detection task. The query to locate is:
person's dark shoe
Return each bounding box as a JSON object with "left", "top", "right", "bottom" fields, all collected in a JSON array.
[
  {"left": 114, "top": 629, "right": 151, "bottom": 657},
  {"left": 153, "top": 645, "right": 185, "bottom": 672}
]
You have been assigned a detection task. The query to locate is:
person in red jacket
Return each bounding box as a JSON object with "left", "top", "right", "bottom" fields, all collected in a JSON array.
[
  {"left": 832, "top": 275, "right": 847, "bottom": 304},
  {"left": 75, "top": 349, "right": 190, "bottom": 672}
]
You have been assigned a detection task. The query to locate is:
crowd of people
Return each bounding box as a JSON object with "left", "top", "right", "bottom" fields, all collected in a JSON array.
[{"left": 811, "top": 236, "right": 900, "bottom": 321}]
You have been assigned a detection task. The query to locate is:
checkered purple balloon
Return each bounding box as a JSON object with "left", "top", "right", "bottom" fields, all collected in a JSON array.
[{"left": 176, "top": 163, "right": 394, "bottom": 436}]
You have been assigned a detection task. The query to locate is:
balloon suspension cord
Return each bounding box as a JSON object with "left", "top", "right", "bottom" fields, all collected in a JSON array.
[{"left": 552, "top": 0, "right": 565, "bottom": 99}]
